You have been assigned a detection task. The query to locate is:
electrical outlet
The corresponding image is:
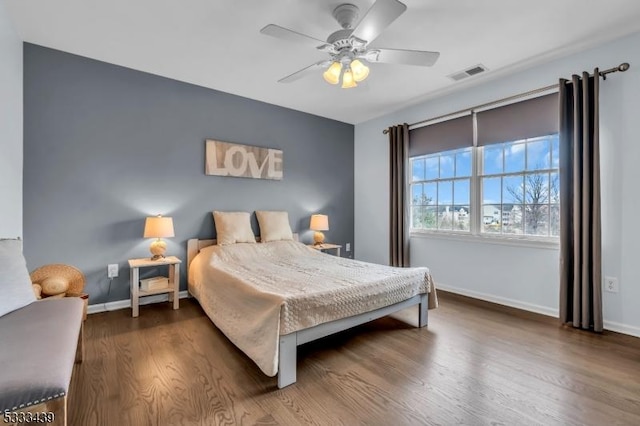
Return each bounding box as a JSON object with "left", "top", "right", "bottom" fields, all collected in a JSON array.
[
  {"left": 604, "top": 276, "right": 619, "bottom": 293},
  {"left": 346, "top": 243, "right": 351, "bottom": 252},
  {"left": 107, "top": 263, "right": 119, "bottom": 278}
]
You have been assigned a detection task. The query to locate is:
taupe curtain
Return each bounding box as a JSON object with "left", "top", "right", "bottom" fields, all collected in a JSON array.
[
  {"left": 388, "top": 124, "right": 410, "bottom": 267},
  {"left": 559, "top": 70, "right": 603, "bottom": 332}
]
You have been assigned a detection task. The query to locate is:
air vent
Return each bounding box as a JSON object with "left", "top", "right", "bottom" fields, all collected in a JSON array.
[{"left": 448, "top": 64, "right": 488, "bottom": 81}]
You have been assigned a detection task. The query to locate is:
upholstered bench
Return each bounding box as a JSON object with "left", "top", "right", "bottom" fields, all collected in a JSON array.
[
  {"left": 0, "top": 298, "right": 84, "bottom": 424},
  {"left": 1, "top": 239, "right": 84, "bottom": 426}
]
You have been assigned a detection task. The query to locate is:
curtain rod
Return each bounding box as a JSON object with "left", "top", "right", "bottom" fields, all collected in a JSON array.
[{"left": 382, "top": 62, "right": 630, "bottom": 134}]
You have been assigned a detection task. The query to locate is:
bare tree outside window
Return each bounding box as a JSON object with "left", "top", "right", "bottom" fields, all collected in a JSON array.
[{"left": 506, "top": 171, "right": 559, "bottom": 235}]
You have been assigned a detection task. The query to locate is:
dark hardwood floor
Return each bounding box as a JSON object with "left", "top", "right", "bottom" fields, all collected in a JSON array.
[{"left": 68, "top": 291, "right": 640, "bottom": 425}]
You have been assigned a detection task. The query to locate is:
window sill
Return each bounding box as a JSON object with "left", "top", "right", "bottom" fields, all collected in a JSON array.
[{"left": 410, "top": 230, "right": 560, "bottom": 250}]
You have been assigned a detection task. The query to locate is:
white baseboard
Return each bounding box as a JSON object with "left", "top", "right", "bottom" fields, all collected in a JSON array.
[
  {"left": 436, "top": 283, "right": 559, "bottom": 318},
  {"left": 87, "top": 290, "right": 190, "bottom": 315},
  {"left": 603, "top": 320, "right": 640, "bottom": 338},
  {"left": 437, "top": 284, "right": 640, "bottom": 338},
  {"left": 87, "top": 286, "right": 640, "bottom": 338}
]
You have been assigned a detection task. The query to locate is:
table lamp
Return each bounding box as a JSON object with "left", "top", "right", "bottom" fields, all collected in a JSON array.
[
  {"left": 144, "top": 215, "right": 175, "bottom": 260},
  {"left": 310, "top": 214, "right": 329, "bottom": 246}
]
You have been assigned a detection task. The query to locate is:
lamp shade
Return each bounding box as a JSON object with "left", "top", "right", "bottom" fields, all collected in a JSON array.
[
  {"left": 143, "top": 216, "right": 175, "bottom": 238},
  {"left": 323, "top": 61, "right": 342, "bottom": 85},
  {"left": 351, "top": 59, "right": 370, "bottom": 82},
  {"left": 341, "top": 68, "right": 357, "bottom": 88},
  {"left": 310, "top": 214, "right": 329, "bottom": 231}
]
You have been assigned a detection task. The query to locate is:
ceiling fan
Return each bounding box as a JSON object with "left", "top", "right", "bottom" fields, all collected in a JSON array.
[{"left": 260, "top": 0, "right": 440, "bottom": 88}]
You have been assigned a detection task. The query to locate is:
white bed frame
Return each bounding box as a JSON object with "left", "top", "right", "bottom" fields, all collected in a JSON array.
[{"left": 186, "top": 237, "right": 428, "bottom": 388}]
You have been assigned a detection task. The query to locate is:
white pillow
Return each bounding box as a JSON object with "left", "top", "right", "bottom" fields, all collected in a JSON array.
[
  {"left": 212, "top": 211, "right": 256, "bottom": 245},
  {"left": 0, "top": 239, "right": 37, "bottom": 317},
  {"left": 256, "top": 211, "right": 294, "bottom": 242}
]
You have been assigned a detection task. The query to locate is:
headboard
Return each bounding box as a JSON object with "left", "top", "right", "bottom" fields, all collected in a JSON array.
[{"left": 187, "top": 233, "right": 300, "bottom": 274}]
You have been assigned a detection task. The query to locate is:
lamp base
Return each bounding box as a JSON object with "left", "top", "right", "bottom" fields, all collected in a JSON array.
[
  {"left": 313, "top": 231, "right": 325, "bottom": 245},
  {"left": 149, "top": 239, "right": 167, "bottom": 260}
]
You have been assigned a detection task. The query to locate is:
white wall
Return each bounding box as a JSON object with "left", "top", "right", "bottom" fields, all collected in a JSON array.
[
  {"left": 355, "top": 32, "right": 640, "bottom": 337},
  {"left": 0, "top": 1, "right": 22, "bottom": 237}
]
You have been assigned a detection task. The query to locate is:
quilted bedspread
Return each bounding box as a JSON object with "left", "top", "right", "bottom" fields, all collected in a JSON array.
[{"left": 188, "top": 240, "right": 437, "bottom": 377}]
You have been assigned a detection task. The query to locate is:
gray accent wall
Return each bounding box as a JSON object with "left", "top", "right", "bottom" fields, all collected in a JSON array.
[
  {"left": 23, "top": 43, "right": 354, "bottom": 304},
  {"left": 0, "top": 3, "right": 23, "bottom": 238}
]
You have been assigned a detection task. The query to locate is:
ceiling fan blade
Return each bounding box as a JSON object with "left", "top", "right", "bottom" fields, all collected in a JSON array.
[
  {"left": 278, "top": 61, "right": 330, "bottom": 83},
  {"left": 367, "top": 48, "right": 440, "bottom": 66},
  {"left": 260, "top": 24, "right": 325, "bottom": 47},
  {"left": 351, "top": 0, "right": 407, "bottom": 45}
]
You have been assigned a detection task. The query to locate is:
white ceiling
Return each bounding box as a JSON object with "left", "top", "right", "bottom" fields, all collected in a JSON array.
[{"left": 6, "top": 0, "right": 640, "bottom": 124}]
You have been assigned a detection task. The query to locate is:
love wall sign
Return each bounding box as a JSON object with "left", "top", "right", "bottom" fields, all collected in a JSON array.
[{"left": 205, "top": 140, "right": 283, "bottom": 180}]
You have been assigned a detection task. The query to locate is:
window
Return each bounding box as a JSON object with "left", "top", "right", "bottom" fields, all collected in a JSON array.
[
  {"left": 480, "top": 135, "right": 559, "bottom": 237},
  {"left": 411, "top": 148, "right": 472, "bottom": 231},
  {"left": 408, "top": 92, "right": 560, "bottom": 241}
]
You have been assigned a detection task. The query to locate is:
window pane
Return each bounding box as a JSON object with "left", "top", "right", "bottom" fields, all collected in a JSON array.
[
  {"left": 504, "top": 141, "right": 526, "bottom": 173},
  {"left": 423, "top": 207, "right": 437, "bottom": 229},
  {"left": 411, "top": 206, "right": 423, "bottom": 229},
  {"left": 453, "top": 179, "right": 471, "bottom": 232},
  {"left": 411, "top": 183, "right": 424, "bottom": 205},
  {"left": 454, "top": 180, "right": 470, "bottom": 205},
  {"left": 424, "top": 183, "right": 437, "bottom": 205},
  {"left": 438, "top": 181, "right": 453, "bottom": 205},
  {"left": 551, "top": 135, "right": 560, "bottom": 169},
  {"left": 438, "top": 206, "right": 454, "bottom": 230},
  {"left": 425, "top": 156, "right": 439, "bottom": 180},
  {"left": 550, "top": 204, "right": 560, "bottom": 236},
  {"left": 411, "top": 158, "right": 425, "bottom": 182},
  {"left": 483, "top": 145, "right": 503, "bottom": 175},
  {"left": 440, "top": 154, "right": 455, "bottom": 179},
  {"left": 482, "top": 177, "right": 501, "bottom": 205},
  {"left": 524, "top": 205, "right": 548, "bottom": 235},
  {"left": 453, "top": 205, "right": 470, "bottom": 231},
  {"left": 482, "top": 205, "right": 501, "bottom": 233},
  {"left": 503, "top": 204, "right": 523, "bottom": 235},
  {"left": 503, "top": 175, "right": 524, "bottom": 204},
  {"left": 527, "top": 138, "right": 551, "bottom": 170},
  {"left": 525, "top": 173, "right": 549, "bottom": 204},
  {"left": 455, "top": 150, "right": 472, "bottom": 177},
  {"left": 549, "top": 172, "right": 559, "bottom": 203}
]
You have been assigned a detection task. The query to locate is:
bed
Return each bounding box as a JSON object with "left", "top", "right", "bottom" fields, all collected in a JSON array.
[{"left": 187, "top": 236, "right": 437, "bottom": 388}]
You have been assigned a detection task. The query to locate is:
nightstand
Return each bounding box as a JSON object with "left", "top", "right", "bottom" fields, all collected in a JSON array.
[
  {"left": 128, "top": 256, "right": 181, "bottom": 318},
  {"left": 308, "top": 243, "right": 342, "bottom": 257}
]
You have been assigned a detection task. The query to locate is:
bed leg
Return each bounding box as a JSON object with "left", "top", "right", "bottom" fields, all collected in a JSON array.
[
  {"left": 419, "top": 294, "right": 428, "bottom": 328},
  {"left": 277, "top": 333, "right": 297, "bottom": 388}
]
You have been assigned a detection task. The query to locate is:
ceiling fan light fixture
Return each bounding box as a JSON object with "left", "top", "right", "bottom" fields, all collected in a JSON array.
[
  {"left": 262, "top": 1, "right": 440, "bottom": 88},
  {"left": 323, "top": 61, "right": 342, "bottom": 84},
  {"left": 341, "top": 67, "right": 357, "bottom": 89},
  {"left": 351, "top": 59, "right": 370, "bottom": 82}
]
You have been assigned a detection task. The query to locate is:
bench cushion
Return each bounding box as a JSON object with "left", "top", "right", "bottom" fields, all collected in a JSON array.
[{"left": 0, "top": 298, "right": 83, "bottom": 411}]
